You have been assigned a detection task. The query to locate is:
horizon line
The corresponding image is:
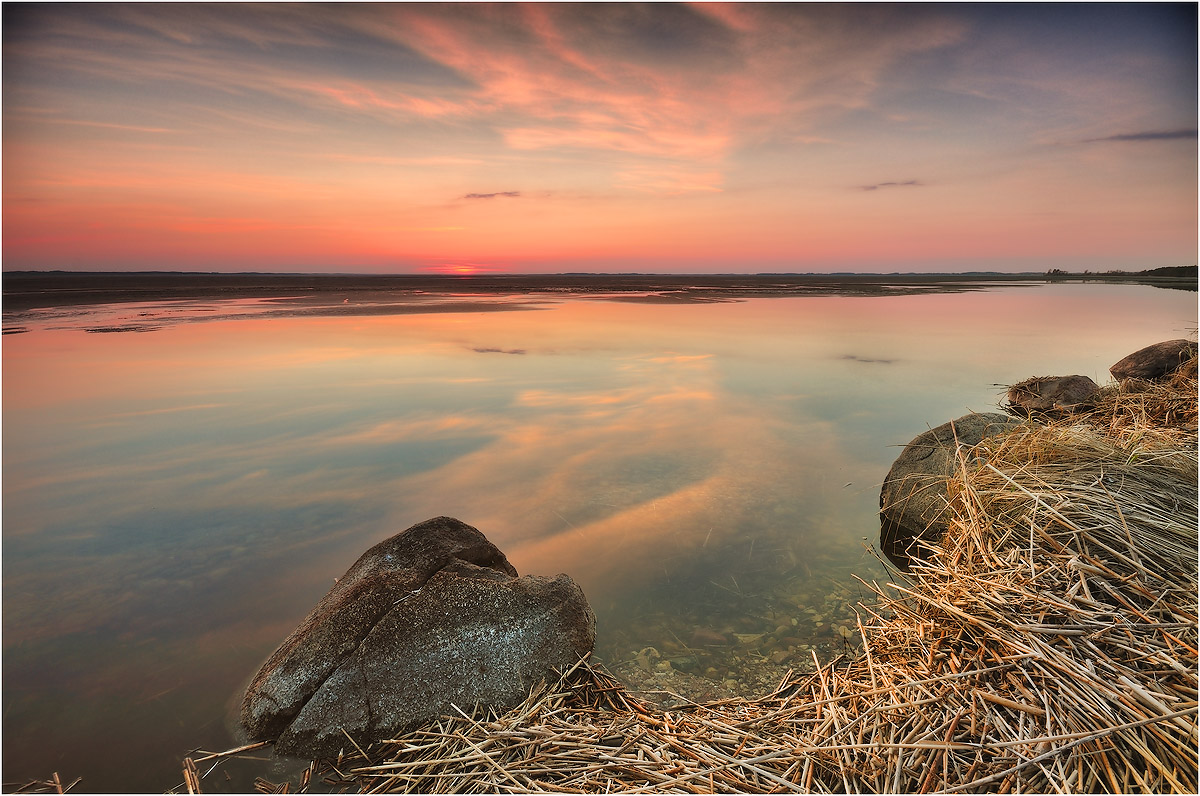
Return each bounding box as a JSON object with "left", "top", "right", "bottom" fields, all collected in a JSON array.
[{"left": 4, "top": 266, "right": 1196, "bottom": 278}]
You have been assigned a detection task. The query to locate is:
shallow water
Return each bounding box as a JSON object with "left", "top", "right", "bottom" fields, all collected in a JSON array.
[{"left": 3, "top": 280, "right": 1194, "bottom": 791}]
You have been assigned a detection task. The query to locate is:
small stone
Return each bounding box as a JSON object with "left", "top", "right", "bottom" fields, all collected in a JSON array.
[
  {"left": 690, "top": 627, "right": 730, "bottom": 646},
  {"left": 733, "top": 633, "right": 764, "bottom": 646},
  {"left": 634, "top": 647, "right": 661, "bottom": 672},
  {"left": 668, "top": 656, "right": 699, "bottom": 673}
]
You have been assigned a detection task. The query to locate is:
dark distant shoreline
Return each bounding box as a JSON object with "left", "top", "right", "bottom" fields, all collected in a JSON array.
[{"left": 3, "top": 268, "right": 1195, "bottom": 312}]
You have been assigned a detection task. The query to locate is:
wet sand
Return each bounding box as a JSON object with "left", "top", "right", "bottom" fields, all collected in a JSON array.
[
  {"left": 5, "top": 270, "right": 1193, "bottom": 337},
  {"left": 0, "top": 270, "right": 1088, "bottom": 311},
  {"left": 5, "top": 270, "right": 1193, "bottom": 315}
]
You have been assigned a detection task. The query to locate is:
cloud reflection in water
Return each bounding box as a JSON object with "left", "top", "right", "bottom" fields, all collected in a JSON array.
[{"left": 378, "top": 347, "right": 867, "bottom": 606}]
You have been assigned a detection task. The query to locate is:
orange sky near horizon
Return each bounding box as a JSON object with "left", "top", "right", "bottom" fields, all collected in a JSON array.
[{"left": 3, "top": 3, "right": 1196, "bottom": 274}]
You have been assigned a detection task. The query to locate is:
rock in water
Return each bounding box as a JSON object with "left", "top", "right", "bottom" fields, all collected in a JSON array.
[
  {"left": 1110, "top": 339, "right": 1198, "bottom": 383},
  {"left": 241, "top": 516, "right": 595, "bottom": 758},
  {"left": 1005, "top": 374, "right": 1100, "bottom": 415},
  {"left": 879, "top": 413, "right": 1020, "bottom": 569}
]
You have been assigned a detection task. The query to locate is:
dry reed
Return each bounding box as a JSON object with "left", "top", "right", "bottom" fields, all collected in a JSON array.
[
  {"left": 184, "top": 367, "right": 1198, "bottom": 794},
  {"left": 9, "top": 772, "right": 82, "bottom": 794}
]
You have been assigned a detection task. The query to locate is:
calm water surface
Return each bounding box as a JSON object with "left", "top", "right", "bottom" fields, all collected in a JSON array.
[{"left": 3, "top": 282, "right": 1194, "bottom": 791}]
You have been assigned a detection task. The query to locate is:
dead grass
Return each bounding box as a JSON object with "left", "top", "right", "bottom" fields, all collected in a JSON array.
[
  {"left": 9, "top": 773, "right": 83, "bottom": 794},
  {"left": 1032, "top": 354, "right": 1198, "bottom": 444}
]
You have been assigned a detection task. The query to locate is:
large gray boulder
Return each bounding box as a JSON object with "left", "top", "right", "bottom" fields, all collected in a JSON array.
[
  {"left": 1005, "top": 375, "right": 1101, "bottom": 415},
  {"left": 241, "top": 517, "right": 595, "bottom": 758},
  {"left": 1110, "top": 339, "right": 1197, "bottom": 382},
  {"left": 880, "top": 413, "right": 1020, "bottom": 568}
]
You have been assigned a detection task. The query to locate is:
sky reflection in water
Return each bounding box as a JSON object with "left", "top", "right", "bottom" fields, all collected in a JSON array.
[{"left": 3, "top": 283, "right": 1195, "bottom": 791}]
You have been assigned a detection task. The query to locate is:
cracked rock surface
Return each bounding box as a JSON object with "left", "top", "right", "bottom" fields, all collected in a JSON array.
[{"left": 240, "top": 516, "right": 595, "bottom": 758}]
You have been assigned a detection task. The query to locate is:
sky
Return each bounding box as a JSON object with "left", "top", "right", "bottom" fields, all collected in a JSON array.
[{"left": 3, "top": 2, "right": 1197, "bottom": 275}]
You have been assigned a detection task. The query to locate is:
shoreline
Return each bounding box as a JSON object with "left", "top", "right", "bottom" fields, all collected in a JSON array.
[{"left": 3, "top": 269, "right": 1195, "bottom": 313}]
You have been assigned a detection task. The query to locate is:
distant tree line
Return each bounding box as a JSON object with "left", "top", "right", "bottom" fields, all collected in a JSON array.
[{"left": 1045, "top": 265, "right": 1197, "bottom": 279}]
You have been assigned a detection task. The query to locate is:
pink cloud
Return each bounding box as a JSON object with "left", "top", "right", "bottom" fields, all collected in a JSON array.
[
  {"left": 368, "top": 3, "right": 972, "bottom": 200},
  {"left": 296, "top": 80, "right": 475, "bottom": 120},
  {"left": 386, "top": 6, "right": 741, "bottom": 166}
]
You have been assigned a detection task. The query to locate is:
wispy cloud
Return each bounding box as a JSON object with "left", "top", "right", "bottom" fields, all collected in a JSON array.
[
  {"left": 47, "top": 118, "right": 178, "bottom": 134},
  {"left": 462, "top": 191, "right": 521, "bottom": 200},
  {"left": 389, "top": 3, "right": 969, "bottom": 190},
  {"left": 839, "top": 354, "right": 897, "bottom": 365},
  {"left": 470, "top": 347, "right": 527, "bottom": 355},
  {"left": 860, "top": 180, "right": 923, "bottom": 192},
  {"left": 314, "top": 154, "right": 484, "bottom": 167},
  {"left": 1084, "top": 129, "right": 1197, "bottom": 143}
]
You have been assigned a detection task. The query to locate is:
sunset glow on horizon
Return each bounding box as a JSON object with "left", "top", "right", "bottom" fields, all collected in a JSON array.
[{"left": 3, "top": 2, "right": 1196, "bottom": 274}]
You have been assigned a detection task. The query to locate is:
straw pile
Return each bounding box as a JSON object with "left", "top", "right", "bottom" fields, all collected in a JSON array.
[
  {"left": 1079, "top": 370, "right": 1198, "bottom": 443},
  {"left": 184, "top": 364, "right": 1197, "bottom": 794}
]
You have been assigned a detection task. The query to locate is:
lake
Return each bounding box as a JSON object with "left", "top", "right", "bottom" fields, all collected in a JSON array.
[{"left": 2, "top": 276, "right": 1194, "bottom": 791}]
